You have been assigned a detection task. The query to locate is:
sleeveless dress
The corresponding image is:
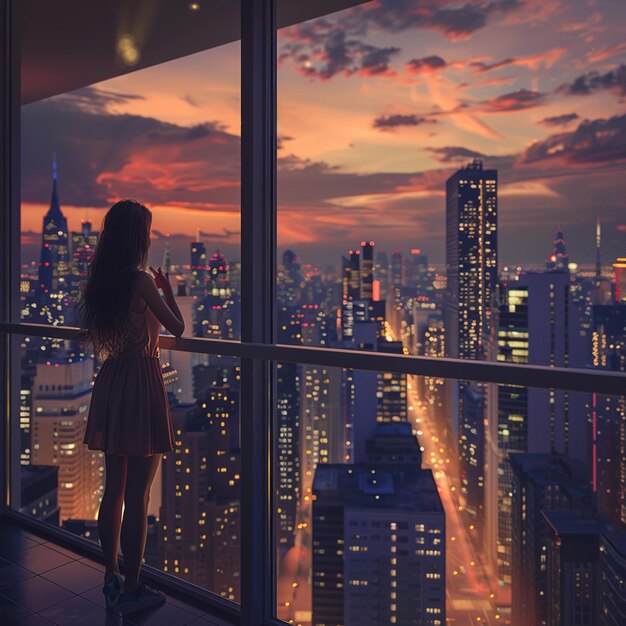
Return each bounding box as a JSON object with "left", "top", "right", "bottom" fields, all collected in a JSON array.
[{"left": 83, "top": 299, "right": 175, "bottom": 456}]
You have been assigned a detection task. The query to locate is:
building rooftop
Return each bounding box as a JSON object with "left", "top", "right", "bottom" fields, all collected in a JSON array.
[
  {"left": 542, "top": 509, "right": 605, "bottom": 537},
  {"left": 313, "top": 463, "right": 443, "bottom": 514}
]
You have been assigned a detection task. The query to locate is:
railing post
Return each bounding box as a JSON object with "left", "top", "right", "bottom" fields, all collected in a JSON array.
[{"left": 241, "top": 0, "right": 276, "bottom": 624}]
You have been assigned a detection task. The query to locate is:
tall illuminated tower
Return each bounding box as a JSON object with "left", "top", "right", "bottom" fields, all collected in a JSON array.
[
  {"left": 445, "top": 159, "right": 498, "bottom": 554},
  {"left": 445, "top": 159, "right": 498, "bottom": 361},
  {"left": 359, "top": 241, "right": 374, "bottom": 300},
  {"left": 70, "top": 219, "right": 98, "bottom": 301},
  {"left": 38, "top": 159, "right": 70, "bottom": 311},
  {"left": 190, "top": 235, "right": 207, "bottom": 297}
]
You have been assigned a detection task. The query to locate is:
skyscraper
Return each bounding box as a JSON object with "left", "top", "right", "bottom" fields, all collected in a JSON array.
[
  {"left": 542, "top": 509, "right": 604, "bottom": 626},
  {"left": 497, "top": 283, "right": 529, "bottom": 584},
  {"left": 445, "top": 159, "right": 498, "bottom": 556},
  {"left": 161, "top": 365, "right": 241, "bottom": 601},
  {"left": 360, "top": 241, "right": 374, "bottom": 300},
  {"left": 30, "top": 358, "right": 102, "bottom": 522},
  {"left": 37, "top": 160, "right": 71, "bottom": 324},
  {"left": 445, "top": 158, "right": 498, "bottom": 362},
  {"left": 276, "top": 305, "right": 302, "bottom": 549},
  {"left": 312, "top": 423, "right": 445, "bottom": 626},
  {"left": 510, "top": 453, "right": 593, "bottom": 625},
  {"left": 69, "top": 220, "right": 99, "bottom": 313},
  {"left": 190, "top": 239, "right": 207, "bottom": 297},
  {"left": 591, "top": 302, "right": 626, "bottom": 528}
]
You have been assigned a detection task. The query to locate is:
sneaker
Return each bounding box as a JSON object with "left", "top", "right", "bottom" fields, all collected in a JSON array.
[
  {"left": 114, "top": 582, "right": 166, "bottom": 615},
  {"left": 102, "top": 572, "right": 124, "bottom": 610}
]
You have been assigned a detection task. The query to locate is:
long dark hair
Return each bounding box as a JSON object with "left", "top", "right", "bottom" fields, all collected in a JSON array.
[{"left": 79, "top": 200, "right": 152, "bottom": 360}]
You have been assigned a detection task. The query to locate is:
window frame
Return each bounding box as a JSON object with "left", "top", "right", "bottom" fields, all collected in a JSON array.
[{"left": 1, "top": 1, "right": 626, "bottom": 626}]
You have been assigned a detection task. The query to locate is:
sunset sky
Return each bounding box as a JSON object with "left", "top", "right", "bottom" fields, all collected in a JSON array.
[{"left": 21, "top": 0, "right": 626, "bottom": 269}]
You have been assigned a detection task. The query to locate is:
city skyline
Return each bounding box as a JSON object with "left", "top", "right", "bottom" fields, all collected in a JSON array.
[
  {"left": 20, "top": 0, "right": 626, "bottom": 267},
  {"left": 17, "top": 151, "right": 626, "bottom": 624}
]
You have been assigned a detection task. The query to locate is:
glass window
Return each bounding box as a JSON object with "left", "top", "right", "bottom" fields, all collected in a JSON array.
[
  {"left": 276, "top": 0, "right": 626, "bottom": 357},
  {"left": 273, "top": 359, "right": 624, "bottom": 624},
  {"left": 13, "top": 333, "right": 241, "bottom": 602},
  {"left": 20, "top": 4, "right": 241, "bottom": 340},
  {"left": 275, "top": 1, "right": 626, "bottom": 622}
]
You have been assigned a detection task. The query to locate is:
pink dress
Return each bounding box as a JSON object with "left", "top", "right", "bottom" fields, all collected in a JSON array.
[{"left": 83, "top": 299, "right": 175, "bottom": 456}]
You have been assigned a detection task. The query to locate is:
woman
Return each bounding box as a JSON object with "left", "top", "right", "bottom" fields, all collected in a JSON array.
[{"left": 80, "top": 199, "right": 184, "bottom": 615}]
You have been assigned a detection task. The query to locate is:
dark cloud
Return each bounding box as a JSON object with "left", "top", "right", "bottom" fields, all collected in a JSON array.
[
  {"left": 482, "top": 88, "right": 547, "bottom": 112},
  {"left": 406, "top": 55, "right": 447, "bottom": 74},
  {"left": 428, "top": 146, "right": 486, "bottom": 162},
  {"left": 471, "top": 58, "right": 516, "bottom": 72},
  {"left": 519, "top": 114, "right": 626, "bottom": 165},
  {"left": 364, "top": 0, "right": 523, "bottom": 39},
  {"left": 281, "top": 27, "right": 400, "bottom": 80},
  {"left": 539, "top": 113, "right": 580, "bottom": 127},
  {"left": 184, "top": 124, "right": 221, "bottom": 141},
  {"left": 560, "top": 64, "right": 626, "bottom": 96},
  {"left": 279, "top": 0, "right": 530, "bottom": 81},
  {"left": 360, "top": 44, "right": 402, "bottom": 75},
  {"left": 372, "top": 114, "right": 436, "bottom": 130},
  {"left": 50, "top": 87, "right": 144, "bottom": 115},
  {"left": 22, "top": 88, "right": 240, "bottom": 209}
]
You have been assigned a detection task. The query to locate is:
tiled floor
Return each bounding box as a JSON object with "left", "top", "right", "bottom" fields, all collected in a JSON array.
[{"left": 0, "top": 517, "right": 233, "bottom": 626}]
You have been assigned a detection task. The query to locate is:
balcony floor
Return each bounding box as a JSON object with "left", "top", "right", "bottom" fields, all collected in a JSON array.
[{"left": 0, "top": 516, "right": 231, "bottom": 626}]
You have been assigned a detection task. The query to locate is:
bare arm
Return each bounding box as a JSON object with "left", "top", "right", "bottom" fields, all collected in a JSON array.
[{"left": 135, "top": 270, "right": 185, "bottom": 337}]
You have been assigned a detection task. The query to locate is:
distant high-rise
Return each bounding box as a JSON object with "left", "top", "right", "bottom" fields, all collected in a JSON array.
[
  {"left": 497, "top": 283, "right": 529, "bottom": 584},
  {"left": 445, "top": 158, "right": 498, "bottom": 361},
  {"left": 70, "top": 219, "right": 99, "bottom": 302},
  {"left": 374, "top": 251, "right": 389, "bottom": 296},
  {"left": 545, "top": 227, "right": 569, "bottom": 272},
  {"left": 376, "top": 341, "right": 408, "bottom": 424},
  {"left": 190, "top": 239, "right": 207, "bottom": 296},
  {"left": 342, "top": 249, "right": 361, "bottom": 303},
  {"left": 522, "top": 272, "right": 591, "bottom": 463},
  {"left": 510, "top": 453, "right": 593, "bottom": 626},
  {"left": 162, "top": 238, "right": 172, "bottom": 274},
  {"left": 37, "top": 160, "right": 71, "bottom": 323},
  {"left": 278, "top": 249, "right": 302, "bottom": 306},
  {"left": 207, "top": 250, "right": 230, "bottom": 296},
  {"left": 445, "top": 159, "right": 498, "bottom": 556},
  {"left": 359, "top": 241, "right": 374, "bottom": 300},
  {"left": 591, "top": 303, "right": 626, "bottom": 528},
  {"left": 390, "top": 250, "right": 404, "bottom": 288},
  {"left": 276, "top": 306, "right": 302, "bottom": 549}
]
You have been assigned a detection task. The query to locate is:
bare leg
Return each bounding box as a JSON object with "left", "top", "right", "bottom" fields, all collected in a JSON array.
[
  {"left": 120, "top": 454, "right": 161, "bottom": 594},
  {"left": 98, "top": 453, "right": 128, "bottom": 577}
]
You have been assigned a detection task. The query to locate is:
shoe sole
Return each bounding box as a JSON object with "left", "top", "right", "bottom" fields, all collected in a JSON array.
[{"left": 114, "top": 595, "right": 166, "bottom": 615}]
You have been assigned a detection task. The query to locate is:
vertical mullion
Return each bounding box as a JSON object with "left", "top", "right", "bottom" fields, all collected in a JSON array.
[
  {"left": 1, "top": 0, "right": 21, "bottom": 516},
  {"left": 241, "top": 0, "right": 276, "bottom": 624}
]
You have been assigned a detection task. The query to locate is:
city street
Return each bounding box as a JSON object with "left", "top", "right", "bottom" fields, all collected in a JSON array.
[{"left": 407, "top": 376, "right": 507, "bottom": 624}]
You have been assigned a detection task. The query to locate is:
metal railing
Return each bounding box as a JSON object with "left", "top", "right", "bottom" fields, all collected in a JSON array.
[{"left": 1, "top": 321, "right": 625, "bottom": 396}]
